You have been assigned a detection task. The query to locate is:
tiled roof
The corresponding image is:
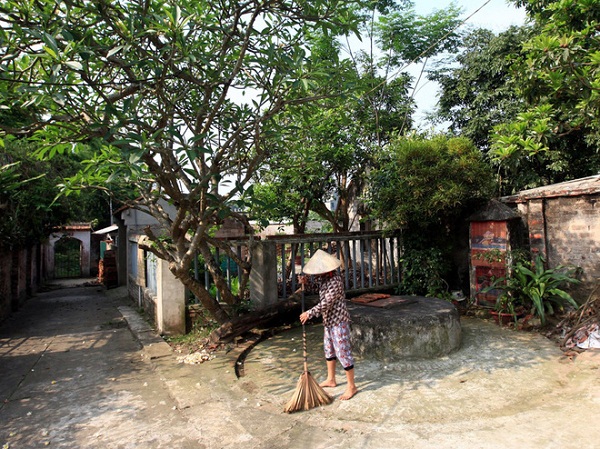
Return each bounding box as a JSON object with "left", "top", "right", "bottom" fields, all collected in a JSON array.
[
  {"left": 54, "top": 223, "right": 92, "bottom": 231},
  {"left": 501, "top": 175, "right": 600, "bottom": 202}
]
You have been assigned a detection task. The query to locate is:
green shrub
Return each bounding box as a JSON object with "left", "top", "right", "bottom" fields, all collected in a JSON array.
[{"left": 485, "top": 253, "right": 581, "bottom": 325}]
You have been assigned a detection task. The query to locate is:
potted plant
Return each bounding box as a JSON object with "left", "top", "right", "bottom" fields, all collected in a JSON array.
[
  {"left": 484, "top": 253, "right": 581, "bottom": 326},
  {"left": 491, "top": 293, "right": 523, "bottom": 326},
  {"left": 513, "top": 254, "right": 581, "bottom": 325}
]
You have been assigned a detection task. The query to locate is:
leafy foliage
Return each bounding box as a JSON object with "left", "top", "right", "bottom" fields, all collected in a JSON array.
[
  {"left": 253, "top": 2, "right": 463, "bottom": 234},
  {"left": 397, "top": 244, "right": 451, "bottom": 297},
  {"left": 491, "top": 0, "right": 600, "bottom": 193},
  {"left": 485, "top": 253, "right": 581, "bottom": 325},
  {"left": 254, "top": 67, "right": 414, "bottom": 233},
  {"left": 375, "top": 3, "right": 463, "bottom": 64},
  {"left": 430, "top": 26, "right": 532, "bottom": 151},
  {"left": 367, "top": 136, "right": 494, "bottom": 229},
  {"left": 0, "top": 0, "right": 368, "bottom": 324},
  {"left": 367, "top": 135, "right": 494, "bottom": 295},
  {"left": 0, "top": 136, "right": 112, "bottom": 248}
]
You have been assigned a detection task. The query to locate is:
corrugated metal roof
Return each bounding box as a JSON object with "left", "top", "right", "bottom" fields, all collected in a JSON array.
[
  {"left": 92, "top": 224, "right": 119, "bottom": 235},
  {"left": 501, "top": 175, "right": 600, "bottom": 202}
]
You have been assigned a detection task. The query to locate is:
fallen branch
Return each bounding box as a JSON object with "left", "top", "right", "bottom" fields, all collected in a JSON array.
[
  {"left": 208, "top": 290, "right": 318, "bottom": 344},
  {"left": 559, "top": 283, "right": 600, "bottom": 349}
]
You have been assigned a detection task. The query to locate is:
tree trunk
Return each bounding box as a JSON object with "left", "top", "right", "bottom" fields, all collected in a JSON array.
[
  {"left": 178, "top": 270, "right": 231, "bottom": 324},
  {"left": 199, "top": 240, "right": 237, "bottom": 306},
  {"left": 208, "top": 291, "right": 317, "bottom": 343}
]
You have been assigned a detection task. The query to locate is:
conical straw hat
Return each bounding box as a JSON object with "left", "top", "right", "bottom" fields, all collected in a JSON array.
[{"left": 302, "top": 249, "right": 341, "bottom": 275}]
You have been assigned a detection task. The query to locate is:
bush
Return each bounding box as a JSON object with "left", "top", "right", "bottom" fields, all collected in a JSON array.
[
  {"left": 367, "top": 135, "right": 495, "bottom": 230},
  {"left": 398, "top": 245, "right": 451, "bottom": 298},
  {"left": 368, "top": 135, "right": 495, "bottom": 297},
  {"left": 485, "top": 253, "right": 581, "bottom": 325}
]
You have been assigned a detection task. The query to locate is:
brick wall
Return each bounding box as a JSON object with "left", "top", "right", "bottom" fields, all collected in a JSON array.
[
  {"left": 0, "top": 251, "right": 11, "bottom": 321},
  {"left": 515, "top": 194, "right": 599, "bottom": 302},
  {"left": 0, "top": 245, "right": 47, "bottom": 323},
  {"left": 545, "top": 195, "right": 599, "bottom": 296}
]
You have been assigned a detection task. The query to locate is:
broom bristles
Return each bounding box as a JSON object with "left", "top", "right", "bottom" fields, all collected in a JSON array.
[{"left": 283, "top": 371, "right": 333, "bottom": 413}]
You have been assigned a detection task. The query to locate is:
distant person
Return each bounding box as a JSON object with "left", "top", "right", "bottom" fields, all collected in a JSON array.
[{"left": 299, "top": 249, "right": 358, "bottom": 400}]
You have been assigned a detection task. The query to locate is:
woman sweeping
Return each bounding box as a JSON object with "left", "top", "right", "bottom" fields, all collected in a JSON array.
[{"left": 299, "top": 249, "right": 358, "bottom": 401}]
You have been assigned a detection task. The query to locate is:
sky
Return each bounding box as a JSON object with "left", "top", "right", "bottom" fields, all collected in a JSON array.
[
  {"left": 405, "top": 0, "right": 528, "bottom": 128},
  {"left": 416, "top": 0, "right": 527, "bottom": 32}
]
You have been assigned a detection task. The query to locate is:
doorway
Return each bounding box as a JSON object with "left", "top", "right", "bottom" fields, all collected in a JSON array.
[{"left": 54, "top": 237, "right": 82, "bottom": 278}]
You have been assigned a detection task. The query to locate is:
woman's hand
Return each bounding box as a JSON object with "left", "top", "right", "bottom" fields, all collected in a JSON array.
[{"left": 299, "top": 311, "right": 309, "bottom": 324}]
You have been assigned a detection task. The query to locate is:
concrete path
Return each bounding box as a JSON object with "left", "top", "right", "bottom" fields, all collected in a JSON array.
[{"left": 1, "top": 281, "right": 599, "bottom": 449}]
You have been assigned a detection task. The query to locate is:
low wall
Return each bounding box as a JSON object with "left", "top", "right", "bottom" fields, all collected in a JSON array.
[
  {"left": 349, "top": 297, "right": 462, "bottom": 361},
  {"left": 126, "top": 256, "right": 185, "bottom": 336},
  {"left": 0, "top": 251, "right": 12, "bottom": 322},
  {"left": 0, "top": 245, "right": 47, "bottom": 323},
  {"left": 510, "top": 194, "right": 600, "bottom": 302},
  {"left": 127, "top": 276, "right": 158, "bottom": 324}
]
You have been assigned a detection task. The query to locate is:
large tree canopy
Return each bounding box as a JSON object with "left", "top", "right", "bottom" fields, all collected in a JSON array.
[
  {"left": 491, "top": 0, "right": 600, "bottom": 193},
  {"left": 253, "top": 54, "right": 415, "bottom": 234},
  {"left": 252, "top": 1, "right": 463, "bottom": 235},
  {"left": 430, "top": 26, "right": 531, "bottom": 151},
  {"left": 0, "top": 0, "right": 367, "bottom": 325}
]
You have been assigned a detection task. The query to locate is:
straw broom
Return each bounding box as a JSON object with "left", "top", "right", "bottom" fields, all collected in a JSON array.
[{"left": 283, "top": 284, "right": 333, "bottom": 413}]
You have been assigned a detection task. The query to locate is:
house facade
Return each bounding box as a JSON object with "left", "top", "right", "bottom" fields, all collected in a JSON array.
[{"left": 115, "top": 202, "right": 186, "bottom": 336}]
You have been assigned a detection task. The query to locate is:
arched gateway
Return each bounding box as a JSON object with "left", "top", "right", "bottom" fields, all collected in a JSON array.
[{"left": 47, "top": 223, "right": 92, "bottom": 279}]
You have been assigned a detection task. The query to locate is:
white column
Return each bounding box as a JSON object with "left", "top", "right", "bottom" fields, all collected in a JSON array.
[{"left": 156, "top": 259, "right": 186, "bottom": 335}]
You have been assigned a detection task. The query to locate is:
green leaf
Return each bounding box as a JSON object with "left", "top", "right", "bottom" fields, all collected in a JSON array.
[
  {"left": 106, "top": 46, "right": 124, "bottom": 58},
  {"left": 43, "top": 46, "right": 58, "bottom": 58},
  {"left": 64, "top": 60, "right": 83, "bottom": 70},
  {"left": 42, "top": 32, "right": 60, "bottom": 56}
]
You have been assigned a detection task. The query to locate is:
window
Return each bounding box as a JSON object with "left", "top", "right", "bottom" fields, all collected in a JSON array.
[
  {"left": 145, "top": 251, "right": 157, "bottom": 294},
  {"left": 129, "top": 242, "right": 138, "bottom": 278}
]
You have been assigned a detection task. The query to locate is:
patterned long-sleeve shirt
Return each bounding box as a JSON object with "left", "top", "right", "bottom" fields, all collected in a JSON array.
[{"left": 306, "top": 272, "right": 350, "bottom": 327}]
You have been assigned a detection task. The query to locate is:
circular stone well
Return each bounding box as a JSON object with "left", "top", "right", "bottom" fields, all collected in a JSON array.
[{"left": 349, "top": 296, "right": 461, "bottom": 361}]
